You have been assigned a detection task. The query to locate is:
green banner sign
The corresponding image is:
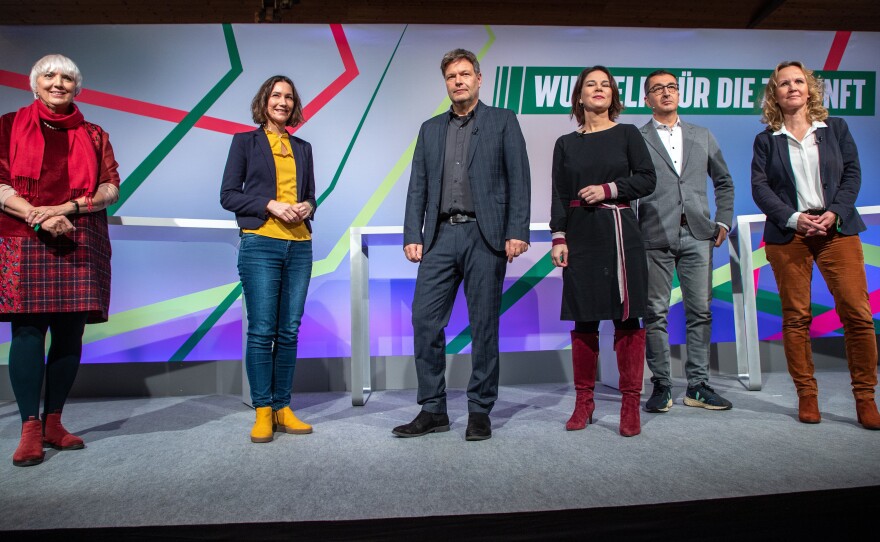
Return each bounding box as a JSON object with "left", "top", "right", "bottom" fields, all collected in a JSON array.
[{"left": 493, "top": 67, "right": 875, "bottom": 116}]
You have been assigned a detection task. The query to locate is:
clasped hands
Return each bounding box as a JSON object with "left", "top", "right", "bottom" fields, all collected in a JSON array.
[
  {"left": 27, "top": 205, "right": 75, "bottom": 238},
  {"left": 797, "top": 211, "right": 836, "bottom": 237},
  {"left": 267, "top": 200, "right": 311, "bottom": 223}
]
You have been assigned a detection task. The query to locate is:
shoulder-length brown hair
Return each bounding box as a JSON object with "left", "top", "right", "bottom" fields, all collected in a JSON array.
[
  {"left": 250, "top": 75, "right": 304, "bottom": 128},
  {"left": 761, "top": 61, "right": 828, "bottom": 131},
  {"left": 570, "top": 65, "right": 623, "bottom": 125}
]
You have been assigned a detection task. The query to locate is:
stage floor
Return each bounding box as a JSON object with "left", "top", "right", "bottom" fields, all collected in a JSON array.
[{"left": 1, "top": 370, "right": 878, "bottom": 532}]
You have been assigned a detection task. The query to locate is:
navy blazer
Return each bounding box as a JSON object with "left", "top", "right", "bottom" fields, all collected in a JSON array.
[
  {"left": 751, "top": 117, "right": 864, "bottom": 244},
  {"left": 403, "top": 101, "right": 531, "bottom": 253},
  {"left": 220, "top": 128, "right": 316, "bottom": 231}
]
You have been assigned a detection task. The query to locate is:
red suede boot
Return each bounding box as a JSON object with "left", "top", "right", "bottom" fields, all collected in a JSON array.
[
  {"left": 13, "top": 417, "right": 45, "bottom": 467},
  {"left": 42, "top": 411, "right": 85, "bottom": 450},
  {"left": 615, "top": 328, "right": 646, "bottom": 437},
  {"left": 566, "top": 331, "right": 599, "bottom": 431}
]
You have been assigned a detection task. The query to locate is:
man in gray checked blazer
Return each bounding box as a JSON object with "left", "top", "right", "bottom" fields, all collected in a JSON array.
[
  {"left": 392, "top": 48, "right": 531, "bottom": 441},
  {"left": 638, "top": 70, "right": 735, "bottom": 413}
]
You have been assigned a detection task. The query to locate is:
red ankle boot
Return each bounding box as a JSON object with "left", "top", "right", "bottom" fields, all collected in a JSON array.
[
  {"left": 615, "top": 328, "right": 646, "bottom": 437},
  {"left": 855, "top": 398, "right": 880, "bottom": 430},
  {"left": 567, "top": 331, "right": 599, "bottom": 431},
  {"left": 42, "top": 411, "right": 85, "bottom": 450},
  {"left": 13, "top": 417, "right": 45, "bottom": 467}
]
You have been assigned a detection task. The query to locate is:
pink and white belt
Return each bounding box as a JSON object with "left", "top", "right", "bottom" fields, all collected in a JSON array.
[{"left": 569, "top": 199, "right": 632, "bottom": 320}]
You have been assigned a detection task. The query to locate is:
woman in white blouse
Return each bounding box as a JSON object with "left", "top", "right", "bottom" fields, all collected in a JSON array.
[{"left": 751, "top": 61, "right": 878, "bottom": 429}]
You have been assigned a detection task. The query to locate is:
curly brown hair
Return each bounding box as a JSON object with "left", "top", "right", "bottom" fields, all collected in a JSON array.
[
  {"left": 250, "top": 75, "right": 304, "bottom": 128},
  {"left": 761, "top": 61, "right": 828, "bottom": 131},
  {"left": 570, "top": 65, "right": 623, "bottom": 125}
]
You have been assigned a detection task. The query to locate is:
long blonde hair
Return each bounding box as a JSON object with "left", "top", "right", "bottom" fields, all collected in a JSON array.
[{"left": 761, "top": 61, "right": 828, "bottom": 131}]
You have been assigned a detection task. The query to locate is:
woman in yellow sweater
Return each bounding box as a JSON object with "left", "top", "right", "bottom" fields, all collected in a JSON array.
[{"left": 221, "top": 75, "right": 316, "bottom": 442}]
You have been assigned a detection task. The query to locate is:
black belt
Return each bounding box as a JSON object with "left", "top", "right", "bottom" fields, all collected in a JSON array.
[
  {"left": 440, "top": 213, "right": 476, "bottom": 224},
  {"left": 803, "top": 208, "right": 826, "bottom": 216}
]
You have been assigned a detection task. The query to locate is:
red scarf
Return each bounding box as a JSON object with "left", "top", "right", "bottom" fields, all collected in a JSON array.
[{"left": 9, "top": 99, "right": 98, "bottom": 196}]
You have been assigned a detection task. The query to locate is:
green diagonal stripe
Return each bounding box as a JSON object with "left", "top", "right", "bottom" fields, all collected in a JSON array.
[
  {"left": 316, "top": 25, "right": 407, "bottom": 207},
  {"left": 311, "top": 24, "right": 496, "bottom": 279},
  {"left": 862, "top": 242, "right": 880, "bottom": 266},
  {"left": 169, "top": 283, "right": 242, "bottom": 362},
  {"left": 172, "top": 27, "right": 404, "bottom": 359},
  {"left": 108, "top": 24, "right": 242, "bottom": 215},
  {"left": 447, "top": 251, "right": 556, "bottom": 353},
  {"left": 0, "top": 282, "right": 239, "bottom": 364},
  {"left": 712, "top": 282, "right": 880, "bottom": 332}
]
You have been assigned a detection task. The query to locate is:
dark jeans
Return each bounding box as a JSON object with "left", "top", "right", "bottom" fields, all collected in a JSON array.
[{"left": 238, "top": 234, "right": 312, "bottom": 409}]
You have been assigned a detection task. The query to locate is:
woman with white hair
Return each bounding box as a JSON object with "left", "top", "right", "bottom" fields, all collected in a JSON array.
[{"left": 0, "top": 54, "right": 120, "bottom": 466}]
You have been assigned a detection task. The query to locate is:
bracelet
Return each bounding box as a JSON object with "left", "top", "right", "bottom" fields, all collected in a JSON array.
[{"left": 70, "top": 200, "right": 80, "bottom": 214}]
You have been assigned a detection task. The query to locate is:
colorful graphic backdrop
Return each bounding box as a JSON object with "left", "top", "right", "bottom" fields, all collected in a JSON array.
[{"left": 1, "top": 25, "right": 878, "bottom": 363}]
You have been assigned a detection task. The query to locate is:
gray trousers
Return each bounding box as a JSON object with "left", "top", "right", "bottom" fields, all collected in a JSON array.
[
  {"left": 644, "top": 225, "right": 714, "bottom": 388},
  {"left": 411, "top": 221, "right": 506, "bottom": 414}
]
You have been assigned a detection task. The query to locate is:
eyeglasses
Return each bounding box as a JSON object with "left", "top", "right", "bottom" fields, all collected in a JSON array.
[{"left": 648, "top": 83, "right": 679, "bottom": 95}]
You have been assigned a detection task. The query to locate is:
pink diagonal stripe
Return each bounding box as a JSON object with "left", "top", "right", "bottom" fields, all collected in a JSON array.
[
  {"left": 824, "top": 31, "right": 851, "bottom": 71},
  {"left": 1, "top": 23, "right": 359, "bottom": 136},
  {"left": 292, "top": 23, "right": 359, "bottom": 133},
  {"left": 0, "top": 69, "right": 253, "bottom": 134},
  {"left": 765, "top": 288, "right": 880, "bottom": 340}
]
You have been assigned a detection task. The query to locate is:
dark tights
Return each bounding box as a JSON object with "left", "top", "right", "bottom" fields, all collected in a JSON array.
[
  {"left": 8, "top": 313, "right": 88, "bottom": 422},
  {"left": 574, "top": 318, "right": 641, "bottom": 334}
]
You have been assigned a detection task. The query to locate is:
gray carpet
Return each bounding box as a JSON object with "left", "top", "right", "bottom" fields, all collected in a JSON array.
[{"left": 1, "top": 370, "right": 878, "bottom": 530}]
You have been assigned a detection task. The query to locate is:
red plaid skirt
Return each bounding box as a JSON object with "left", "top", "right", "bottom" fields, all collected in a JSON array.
[{"left": 0, "top": 211, "right": 112, "bottom": 323}]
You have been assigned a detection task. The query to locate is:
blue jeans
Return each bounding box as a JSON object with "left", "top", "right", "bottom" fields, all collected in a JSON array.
[{"left": 238, "top": 233, "right": 312, "bottom": 409}]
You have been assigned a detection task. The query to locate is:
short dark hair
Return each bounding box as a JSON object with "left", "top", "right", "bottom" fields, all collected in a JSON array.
[
  {"left": 440, "top": 48, "right": 480, "bottom": 75},
  {"left": 570, "top": 65, "right": 623, "bottom": 125},
  {"left": 644, "top": 69, "right": 677, "bottom": 95},
  {"left": 250, "top": 75, "right": 304, "bottom": 128}
]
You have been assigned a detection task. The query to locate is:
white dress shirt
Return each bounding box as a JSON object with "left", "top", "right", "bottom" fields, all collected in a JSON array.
[
  {"left": 774, "top": 120, "right": 827, "bottom": 229},
  {"left": 652, "top": 117, "right": 683, "bottom": 176}
]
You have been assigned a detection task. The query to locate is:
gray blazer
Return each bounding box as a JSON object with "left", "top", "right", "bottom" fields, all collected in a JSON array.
[
  {"left": 404, "top": 101, "right": 531, "bottom": 253},
  {"left": 638, "top": 119, "right": 734, "bottom": 249}
]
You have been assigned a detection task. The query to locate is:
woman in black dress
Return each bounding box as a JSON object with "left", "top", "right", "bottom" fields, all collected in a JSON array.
[{"left": 550, "top": 66, "right": 656, "bottom": 436}]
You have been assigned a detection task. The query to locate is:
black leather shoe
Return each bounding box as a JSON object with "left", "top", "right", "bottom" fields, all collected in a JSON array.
[
  {"left": 392, "top": 410, "right": 450, "bottom": 437},
  {"left": 465, "top": 412, "right": 491, "bottom": 441}
]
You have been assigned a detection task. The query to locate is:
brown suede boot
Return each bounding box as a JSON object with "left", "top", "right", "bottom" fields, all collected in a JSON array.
[
  {"left": 855, "top": 398, "right": 880, "bottom": 430},
  {"left": 615, "top": 328, "right": 646, "bottom": 437},
  {"left": 798, "top": 395, "right": 821, "bottom": 424},
  {"left": 13, "top": 417, "right": 45, "bottom": 467},
  {"left": 566, "top": 331, "right": 599, "bottom": 431},
  {"left": 42, "top": 411, "right": 85, "bottom": 450}
]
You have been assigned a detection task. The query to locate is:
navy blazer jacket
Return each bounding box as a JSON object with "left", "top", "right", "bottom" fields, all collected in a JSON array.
[
  {"left": 220, "top": 128, "right": 316, "bottom": 231},
  {"left": 403, "top": 101, "right": 531, "bottom": 253},
  {"left": 751, "top": 117, "right": 864, "bottom": 244}
]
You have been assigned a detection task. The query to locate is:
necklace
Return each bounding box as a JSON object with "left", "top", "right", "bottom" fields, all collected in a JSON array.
[{"left": 42, "top": 120, "right": 62, "bottom": 131}]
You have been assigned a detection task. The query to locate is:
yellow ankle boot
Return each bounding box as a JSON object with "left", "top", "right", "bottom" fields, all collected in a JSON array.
[
  {"left": 274, "top": 406, "right": 313, "bottom": 434},
  {"left": 251, "top": 406, "right": 274, "bottom": 443}
]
